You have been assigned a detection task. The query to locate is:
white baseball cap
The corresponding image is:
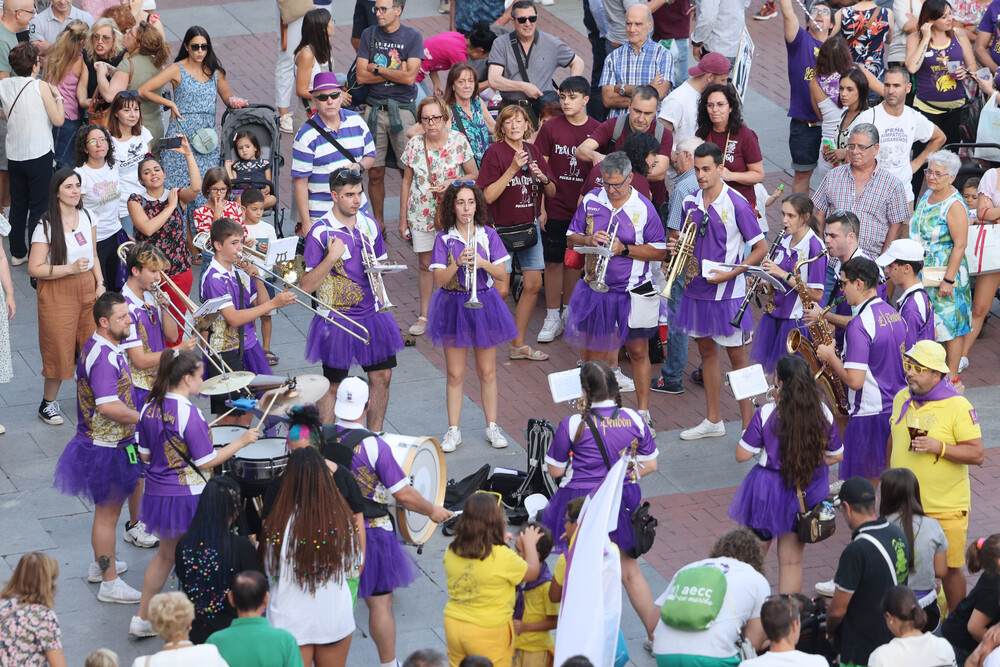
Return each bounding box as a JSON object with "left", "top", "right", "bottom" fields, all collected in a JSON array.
[
  {"left": 334, "top": 376, "right": 369, "bottom": 421},
  {"left": 875, "top": 238, "right": 925, "bottom": 267}
]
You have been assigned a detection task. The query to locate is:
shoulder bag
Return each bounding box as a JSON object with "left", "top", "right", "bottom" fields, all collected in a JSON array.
[
  {"left": 795, "top": 486, "right": 836, "bottom": 543},
  {"left": 496, "top": 159, "right": 540, "bottom": 252},
  {"left": 585, "top": 413, "right": 658, "bottom": 558},
  {"left": 307, "top": 116, "right": 360, "bottom": 167},
  {"left": 89, "top": 57, "right": 133, "bottom": 128}
]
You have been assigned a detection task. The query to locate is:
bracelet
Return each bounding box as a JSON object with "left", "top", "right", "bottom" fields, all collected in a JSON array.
[
  {"left": 97, "top": 280, "right": 105, "bottom": 286},
  {"left": 943, "top": 276, "right": 956, "bottom": 284},
  {"left": 936, "top": 441, "right": 946, "bottom": 463}
]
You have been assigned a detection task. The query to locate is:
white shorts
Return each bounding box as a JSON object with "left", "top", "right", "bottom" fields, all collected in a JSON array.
[{"left": 411, "top": 227, "right": 437, "bottom": 253}]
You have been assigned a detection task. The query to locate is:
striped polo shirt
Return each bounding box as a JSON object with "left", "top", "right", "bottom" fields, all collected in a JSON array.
[{"left": 291, "top": 110, "right": 376, "bottom": 223}]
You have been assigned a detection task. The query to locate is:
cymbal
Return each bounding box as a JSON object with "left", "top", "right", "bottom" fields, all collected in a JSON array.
[
  {"left": 200, "top": 371, "right": 256, "bottom": 396},
  {"left": 261, "top": 374, "right": 331, "bottom": 413},
  {"left": 247, "top": 374, "right": 288, "bottom": 392}
]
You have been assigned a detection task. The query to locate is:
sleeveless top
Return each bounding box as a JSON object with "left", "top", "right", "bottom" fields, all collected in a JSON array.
[
  {"left": 57, "top": 62, "right": 82, "bottom": 121},
  {"left": 914, "top": 36, "right": 966, "bottom": 111},
  {"left": 298, "top": 45, "right": 333, "bottom": 113}
]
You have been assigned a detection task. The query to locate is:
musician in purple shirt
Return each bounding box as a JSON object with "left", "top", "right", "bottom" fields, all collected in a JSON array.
[
  {"left": 299, "top": 168, "right": 405, "bottom": 430},
  {"left": 877, "top": 239, "right": 936, "bottom": 348},
  {"left": 671, "top": 142, "right": 768, "bottom": 440},
  {"left": 817, "top": 257, "right": 907, "bottom": 485},
  {"left": 53, "top": 293, "right": 143, "bottom": 604},
  {"left": 566, "top": 153, "right": 667, "bottom": 430},
  {"left": 330, "top": 377, "right": 451, "bottom": 667},
  {"left": 540, "top": 361, "right": 660, "bottom": 637}
]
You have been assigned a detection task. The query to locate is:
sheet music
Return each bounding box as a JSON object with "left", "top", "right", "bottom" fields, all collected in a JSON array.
[
  {"left": 714, "top": 263, "right": 790, "bottom": 294},
  {"left": 727, "top": 364, "right": 770, "bottom": 400},
  {"left": 573, "top": 245, "right": 613, "bottom": 257},
  {"left": 262, "top": 236, "right": 299, "bottom": 267},
  {"left": 548, "top": 367, "right": 583, "bottom": 403}
]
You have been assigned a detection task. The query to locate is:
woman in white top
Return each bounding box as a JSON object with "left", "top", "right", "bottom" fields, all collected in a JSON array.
[
  {"left": 109, "top": 90, "right": 152, "bottom": 237},
  {"left": 294, "top": 8, "right": 338, "bottom": 122},
  {"left": 28, "top": 168, "right": 106, "bottom": 427},
  {"left": 74, "top": 123, "right": 126, "bottom": 290},
  {"left": 869, "top": 586, "right": 957, "bottom": 667},
  {"left": 0, "top": 42, "right": 66, "bottom": 263},
  {"left": 131, "top": 591, "right": 229, "bottom": 667}
]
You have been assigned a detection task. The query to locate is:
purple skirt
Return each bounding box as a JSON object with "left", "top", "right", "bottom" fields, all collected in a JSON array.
[
  {"left": 426, "top": 288, "right": 518, "bottom": 349},
  {"left": 750, "top": 314, "right": 808, "bottom": 375},
  {"left": 357, "top": 526, "right": 419, "bottom": 598},
  {"left": 564, "top": 282, "right": 654, "bottom": 352},
  {"left": 243, "top": 344, "right": 272, "bottom": 376},
  {"left": 305, "top": 311, "right": 404, "bottom": 369},
  {"left": 840, "top": 413, "right": 892, "bottom": 480},
  {"left": 728, "top": 464, "right": 830, "bottom": 539},
  {"left": 673, "top": 296, "right": 753, "bottom": 338},
  {"left": 54, "top": 435, "right": 142, "bottom": 506},
  {"left": 541, "top": 483, "right": 642, "bottom": 555},
  {"left": 139, "top": 493, "right": 200, "bottom": 540}
]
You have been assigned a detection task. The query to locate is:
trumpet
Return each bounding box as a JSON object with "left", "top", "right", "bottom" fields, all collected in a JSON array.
[
  {"left": 588, "top": 208, "right": 621, "bottom": 293},
  {"left": 192, "top": 232, "right": 371, "bottom": 344},
  {"left": 730, "top": 234, "right": 783, "bottom": 328},
  {"left": 464, "top": 224, "right": 483, "bottom": 310},
  {"left": 660, "top": 210, "right": 696, "bottom": 299},
  {"left": 358, "top": 228, "right": 396, "bottom": 313}
]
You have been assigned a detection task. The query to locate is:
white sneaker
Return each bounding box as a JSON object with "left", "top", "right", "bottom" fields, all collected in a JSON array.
[
  {"left": 278, "top": 113, "right": 294, "bottom": 134},
  {"left": 440, "top": 426, "right": 461, "bottom": 453},
  {"left": 38, "top": 400, "right": 63, "bottom": 425},
  {"left": 486, "top": 422, "right": 509, "bottom": 449},
  {"left": 124, "top": 521, "right": 159, "bottom": 548},
  {"left": 815, "top": 579, "right": 836, "bottom": 597},
  {"left": 87, "top": 560, "right": 127, "bottom": 583},
  {"left": 679, "top": 419, "right": 725, "bottom": 440},
  {"left": 613, "top": 367, "right": 636, "bottom": 393},
  {"left": 97, "top": 577, "right": 141, "bottom": 604},
  {"left": 639, "top": 409, "right": 656, "bottom": 438},
  {"left": 959, "top": 356, "right": 969, "bottom": 374},
  {"left": 129, "top": 615, "right": 156, "bottom": 638},
  {"left": 537, "top": 313, "right": 564, "bottom": 343}
]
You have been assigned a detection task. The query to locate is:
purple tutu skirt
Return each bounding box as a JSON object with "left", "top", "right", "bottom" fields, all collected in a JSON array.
[
  {"left": 541, "top": 483, "right": 642, "bottom": 554},
  {"left": 673, "top": 296, "right": 753, "bottom": 338},
  {"left": 139, "top": 493, "right": 200, "bottom": 539},
  {"left": 750, "top": 314, "right": 808, "bottom": 375},
  {"left": 840, "top": 413, "right": 892, "bottom": 480},
  {"left": 305, "top": 311, "right": 404, "bottom": 369},
  {"left": 243, "top": 345, "right": 272, "bottom": 376},
  {"left": 426, "top": 288, "right": 517, "bottom": 349},
  {"left": 728, "top": 464, "right": 830, "bottom": 539},
  {"left": 358, "top": 526, "right": 419, "bottom": 598},
  {"left": 564, "top": 282, "right": 654, "bottom": 352},
  {"left": 54, "top": 435, "right": 142, "bottom": 505}
]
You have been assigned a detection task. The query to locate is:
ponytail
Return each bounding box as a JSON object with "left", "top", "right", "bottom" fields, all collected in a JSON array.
[
  {"left": 881, "top": 585, "right": 927, "bottom": 630},
  {"left": 967, "top": 535, "right": 1000, "bottom": 575},
  {"left": 573, "top": 361, "right": 622, "bottom": 442},
  {"left": 149, "top": 350, "right": 203, "bottom": 405}
]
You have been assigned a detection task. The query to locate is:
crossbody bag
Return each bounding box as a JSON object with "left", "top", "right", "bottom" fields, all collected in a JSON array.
[{"left": 496, "top": 162, "right": 539, "bottom": 252}]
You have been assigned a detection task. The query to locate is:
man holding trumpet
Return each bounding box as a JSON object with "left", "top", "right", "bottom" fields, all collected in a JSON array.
[
  {"left": 299, "top": 167, "right": 404, "bottom": 430},
  {"left": 565, "top": 152, "right": 667, "bottom": 432}
]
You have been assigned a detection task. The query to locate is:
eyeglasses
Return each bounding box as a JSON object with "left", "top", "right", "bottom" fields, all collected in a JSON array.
[
  {"left": 923, "top": 168, "right": 950, "bottom": 179},
  {"left": 515, "top": 15, "right": 538, "bottom": 23},
  {"left": 601, "top": 178, "right": 629, "bottom": 191},
  {"left": 207, "top": 186, "right": 229, "bottom": 193},
  {"left": 706, "top": 101, "right": 729, "bottom": 109},
  {"left": 420, "top": 114, "right": 444, "bottom": 123},
  {"left": 118, "top": 90, "right": 139, "bottom": 100},
  {"left": 903, "top": 360, "right": 932, "bottom": 374},
  {"left": 452, "top": 180, "right": 476, "bottom": 187},
  {"left": 812, "top": 7, "right": 831, "bottom": 14},
  {"left": 837, "top": 278, "right": 852, "bottom": 288},
  {"left": 373, "top": 5, "right": 395, "bottom": 13},
  {"left": 87, "top": 137, "right": 108, "bottom": 145},
  {"left": 15, "top": 8, "right": 36, "bottom": 16},
  {"left": 94, "top": 33, "right": 113, "bottom": 43},
  {"left": 188, "top": 43, "right": 209, "bottom": 52},
  {"left": 845, "top": 143, "right": 874, "bottom": 151},
  {"left": 314, "top": 91, "right": 342, "bottom": 101}
]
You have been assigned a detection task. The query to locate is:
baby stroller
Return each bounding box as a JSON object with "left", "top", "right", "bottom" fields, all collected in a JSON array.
[{"left": 220, "top": 103, "right": 286, "bottom": 235}]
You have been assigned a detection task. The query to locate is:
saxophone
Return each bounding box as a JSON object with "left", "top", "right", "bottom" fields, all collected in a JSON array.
[{"left": 785, "top": 249, "right": 851, "bottom": 416}]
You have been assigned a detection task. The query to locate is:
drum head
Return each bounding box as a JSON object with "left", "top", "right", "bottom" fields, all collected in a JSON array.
[
  {"left": 236, "top": 438, "right": 288, "bottom": 461},
  {"left": 396, "top": 436, "right": 446, "bottom": 545},
  {"left": 210, "top": 425, "right": 247, "bottom": 445}
]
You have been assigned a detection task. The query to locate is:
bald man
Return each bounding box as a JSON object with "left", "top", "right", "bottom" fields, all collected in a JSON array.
[{"left": 599, "top": 4, "right": 673, "bottom": 118}]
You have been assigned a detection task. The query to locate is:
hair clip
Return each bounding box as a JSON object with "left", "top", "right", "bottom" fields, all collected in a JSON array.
[
  {"left": 978, "top": 537, "right": 987, "bottom": 549},
  {"left": 172, "top": 349, "right": 180, "bottom": 358}
]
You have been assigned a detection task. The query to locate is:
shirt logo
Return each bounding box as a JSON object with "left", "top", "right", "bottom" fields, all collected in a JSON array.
[{"left": 970, "top": 408, "right": 979, "bottom": 425}]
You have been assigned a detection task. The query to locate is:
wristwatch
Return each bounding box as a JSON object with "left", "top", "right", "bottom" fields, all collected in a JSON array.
[
  {"left": 621, "top": 244, "right": 630, "bottom": 257},
  {"left": 374, "top": 65, "right": 380, "bottom": 75},
  {"left": 619, "top": 83, "right": 627, "bottom": 96}
]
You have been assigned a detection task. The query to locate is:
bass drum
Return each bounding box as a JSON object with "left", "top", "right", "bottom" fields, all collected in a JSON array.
[{"left": 381, "top": 433, "right": 446, "bottom": 545}]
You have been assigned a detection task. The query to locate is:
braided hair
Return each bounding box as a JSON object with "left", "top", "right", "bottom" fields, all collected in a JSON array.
[{"left": 573, "top": 361, "right": 622, "bottom": 442}]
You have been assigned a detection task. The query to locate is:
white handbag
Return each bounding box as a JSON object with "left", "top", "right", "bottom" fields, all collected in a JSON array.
[
  {"left": 965, "top": 223, "right": 1000, "bottom": 275},
  {"left": 975, "top": 93, "right": 1000, "bottom": 162}
]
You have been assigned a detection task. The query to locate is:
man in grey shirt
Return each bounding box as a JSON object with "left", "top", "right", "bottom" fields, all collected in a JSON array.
[
  {"left": 29, "top": 0, "right": 92, "bottom": 55},
  {"left": 488, "top": 0, "right": 584, "bottom": 122}
]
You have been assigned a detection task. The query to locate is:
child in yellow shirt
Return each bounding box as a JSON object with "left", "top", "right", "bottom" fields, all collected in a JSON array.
[{"left": 514, "top": 522, "right": 558, "bottom": 667}]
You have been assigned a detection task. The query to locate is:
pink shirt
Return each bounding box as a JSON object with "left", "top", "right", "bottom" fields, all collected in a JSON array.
[
  {"left": 417, "top": 32, "right": 468, "bottom": 83},
  {"left": 57, "top": 63, "right": 81, "bottom": 122}
]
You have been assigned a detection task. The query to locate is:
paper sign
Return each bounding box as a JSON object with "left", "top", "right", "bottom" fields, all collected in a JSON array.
[{"left": 732, "top": 27, "right": 755, "bottom": 102}]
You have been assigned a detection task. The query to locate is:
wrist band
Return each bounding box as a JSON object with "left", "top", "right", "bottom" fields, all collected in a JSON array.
[
  {"left": 936, "top": 441, "right": 946, "bottom": 463},
  {"left": 943, "top": 277, "right": 956, "bottom": 284}
]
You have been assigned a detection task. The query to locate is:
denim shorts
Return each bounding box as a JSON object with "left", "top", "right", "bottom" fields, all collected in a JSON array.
[
  {"left": 503, "top": 220, "right": 546, "bottom": 273},
  {"left": 789, "top": 118, "right": 822, "bottom": 172}
]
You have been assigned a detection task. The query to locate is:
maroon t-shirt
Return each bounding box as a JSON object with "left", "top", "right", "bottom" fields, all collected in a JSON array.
[
  {"left": 534, "top": 114, "right": 602, "bottom": 220},
  {"left": 653, "top": 0, "right": 691, "bottom": 41},
  {"left": 579, "top": 171, "right": 652, "bottom": 204},
  {"left": 699, "top": 125, "right": 763, "bottom": 208},
  {"left": 589, "top": 115, "right": 673, "bottom": 206},
  {"left": 476, "top": 140, "right": 556, "bottom": 227}
]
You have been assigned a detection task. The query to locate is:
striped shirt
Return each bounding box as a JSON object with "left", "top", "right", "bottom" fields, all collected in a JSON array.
[
  {"left": 291, "top": 110, "right": 376, "bottom": 223},
  {"left": 599, "top": 39, "right": 674, "bottom": 118},
  {"left": 811, "top": 163, "right": 910, "bottom": 259}
]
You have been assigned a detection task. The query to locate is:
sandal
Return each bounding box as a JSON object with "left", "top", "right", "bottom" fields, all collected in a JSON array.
[
  {"left": 408, "top": 316, "right": 427, "bottom": 336},
  {"left": 264, "top": 350, "right": 279, "bottom": 366},
  {"left": 509, "top": 344, "right": 549, "bottom": 361},
  {"left": 402, "top": 331, "right": 417, "bottom": 347}
]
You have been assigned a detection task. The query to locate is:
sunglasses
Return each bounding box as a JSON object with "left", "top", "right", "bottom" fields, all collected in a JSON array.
[
  {"left": 188, "top": 43, "right": 209, "bottom": 52},
  {"left": 331, "top": 168, "right": 362, "bottom": 185},
  {"left": 118, "top": 90, "right": 139, "bottom": 100},
  {"left": 314, "top": 91, "right": 342, "bottom": 101},
  {"left": 452, "top": 180, "right": 476, "bottom": 187},
  {"left": 515, "top": 15, "right": 538, "bottom": 23},
  {"left": 903, "top": 360, "right": 932, "bottom": 374}
]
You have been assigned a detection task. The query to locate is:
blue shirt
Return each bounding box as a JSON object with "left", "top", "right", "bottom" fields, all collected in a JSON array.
[
  {"left": 599, "top": 39, "right": 674, "bottom": 118},
  {"left": 667, "top": 168, "right": 698, "bottom": 231}
]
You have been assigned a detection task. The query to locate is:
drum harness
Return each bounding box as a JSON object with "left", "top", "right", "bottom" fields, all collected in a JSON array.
[{"left": 323, "top": 429, "right": 396, "bottom": 527}]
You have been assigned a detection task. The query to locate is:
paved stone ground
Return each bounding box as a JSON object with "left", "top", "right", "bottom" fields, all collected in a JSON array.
[{"left": 2, "top": 0, "right": 1000, "bottom": 664}]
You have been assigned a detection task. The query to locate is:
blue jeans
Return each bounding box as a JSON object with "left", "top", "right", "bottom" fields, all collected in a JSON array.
[
  {"left": 52, "top": 118, "right": 80, "bottom": 170},
  {"left": 659, "top": 277, "right": 689, "bottom": 383},
  {"left": 661, "top": 38, "right": 690, "bottom": 87}
]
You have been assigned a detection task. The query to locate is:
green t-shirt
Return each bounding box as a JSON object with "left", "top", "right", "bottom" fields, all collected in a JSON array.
[
  {"left": 206, "top": 616, "right": 303, "bottom": 667},
  {"left": 0, "top": 24, "right": 19, "bottom": 74}
]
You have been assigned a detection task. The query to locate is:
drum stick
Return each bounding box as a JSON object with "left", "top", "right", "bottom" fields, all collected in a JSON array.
[
  {"left": 256, "top": 390, "right": 281, "bottom": 428},
  {"left": 208, "top": 407, "right": 239, "bottom": 428},
  {"left": 207, "top": 397, "right": 258, "bottom": 427}
]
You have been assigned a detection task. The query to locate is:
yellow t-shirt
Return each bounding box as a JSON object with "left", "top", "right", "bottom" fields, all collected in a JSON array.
[
  {"left": 514, "top": 580, "right": 560, "bottom": 652},
  {"left": 444, "top": 544, "right": 528, "bottom": 627},
  {"left": 888, "top": 388, "right": 983, "bottom": 514},
  {"left": 553, "top": 554, "right": 566, "bottom": 587}
]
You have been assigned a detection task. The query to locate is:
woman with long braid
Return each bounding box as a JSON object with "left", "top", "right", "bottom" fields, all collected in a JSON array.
[
  {"left": 539, "top": 360, "right": 660, "bottom": 638},
  {"left": 727, "top": 355, "right": 844, "bottom": 593}
]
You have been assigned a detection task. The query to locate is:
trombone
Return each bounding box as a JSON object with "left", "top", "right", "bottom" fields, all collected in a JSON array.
[
  {"left": 192, "top": 232, "right": 371, "bottom": 344},
  {"left": 464, "top": 224, "right": 483, "bottom": 309}
]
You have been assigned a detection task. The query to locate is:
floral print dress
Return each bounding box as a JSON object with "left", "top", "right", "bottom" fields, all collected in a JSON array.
[
  {"left": 400, "top": 129, "right": 474, "bottom": 234},
  {"left": 910, "top": 190, "right": 973, "bottom": 342},
  {"left": 840, "top": 5, "right": 892, "bottom": 81},
  {"left": 0, "top": 597, "right": 62, "bottom": 666},
  {"left": 129, "top": 192, "right": 193, "bottom": 278}
]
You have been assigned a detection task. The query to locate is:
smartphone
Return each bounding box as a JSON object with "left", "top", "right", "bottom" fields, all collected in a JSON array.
[{"left": 162, "top": 136, "right": 183, "bottom": 149}]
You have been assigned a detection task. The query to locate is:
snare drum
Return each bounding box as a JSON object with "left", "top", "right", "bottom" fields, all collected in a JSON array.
[
  {"left": 232, "top": 438, "right": 289, "bottom": 482},
  {"left": 209, "top": 425, "right": 247, "bottom": 475},
  {"left": 381, "top": 434, "right": 446, "bottom": 545}
]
